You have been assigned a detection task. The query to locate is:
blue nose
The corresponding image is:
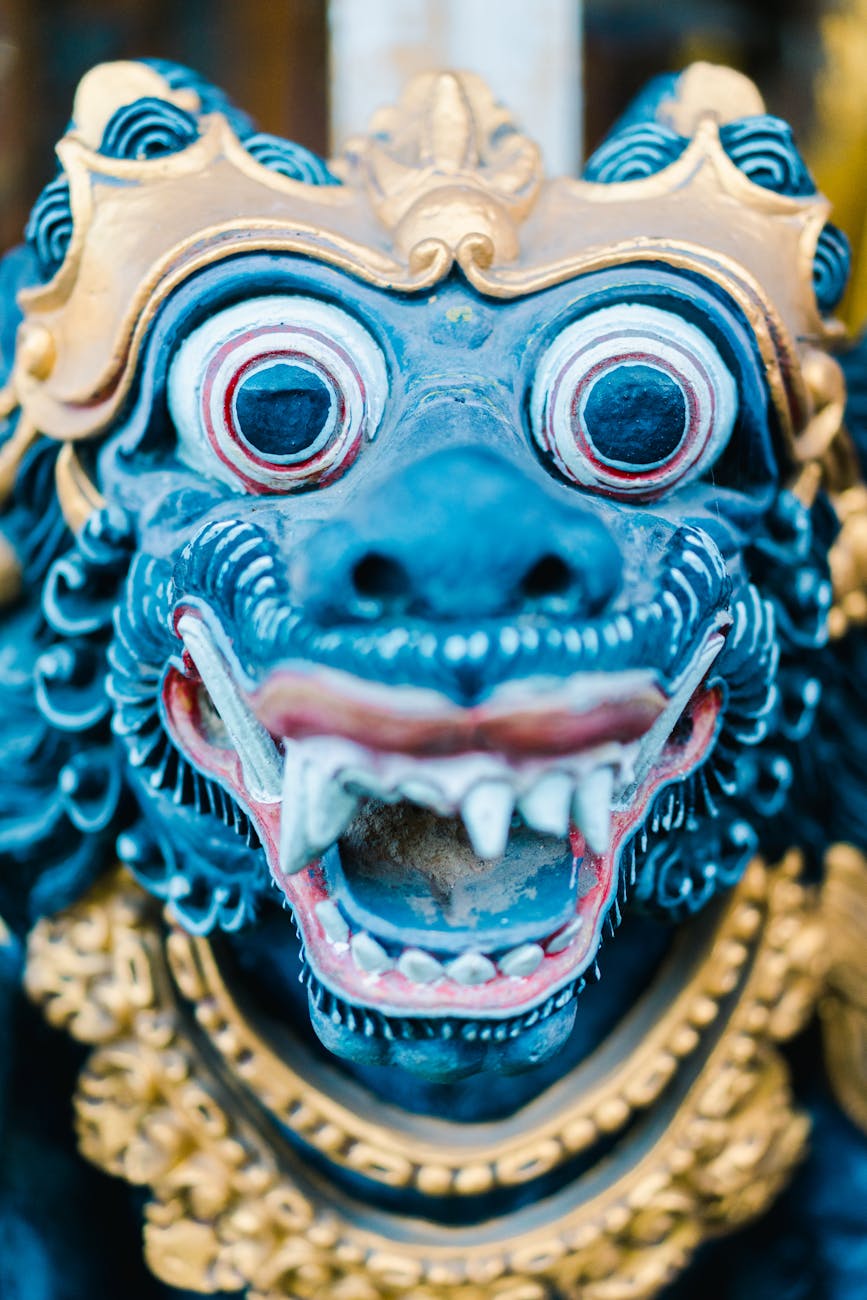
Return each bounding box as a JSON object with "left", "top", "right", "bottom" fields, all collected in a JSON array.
[{"left": 293, "top": 446, "right": 622, "bottom": 624}]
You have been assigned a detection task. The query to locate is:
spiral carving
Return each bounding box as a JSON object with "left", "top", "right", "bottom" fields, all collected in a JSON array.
[
  {"left": 99, "top": 97, "right": 200, "bottom": 161},
  {"left": 25, "top": 176, "right": 73, "bottom": 280},
  {"left": 582, "top": 123, "right": 687, "bottom": 183},
  {"left": 719, "top": 115, "right": 815, "bottom": 196},
  {"left": 813, "top": 223, "right": 851, "bottom": 314},
  {"left": 245, "top": 132, "right": 338, "bottom": 185}
]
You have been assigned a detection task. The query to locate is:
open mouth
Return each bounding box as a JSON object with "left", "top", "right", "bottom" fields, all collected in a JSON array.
[{"left": 162, "top": 606, "right": 727, "bottom": 1042}]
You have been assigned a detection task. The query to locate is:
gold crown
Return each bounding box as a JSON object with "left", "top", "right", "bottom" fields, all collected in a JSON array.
[{"left": 2, "top": 60, "right": 841, "bottom": 461}]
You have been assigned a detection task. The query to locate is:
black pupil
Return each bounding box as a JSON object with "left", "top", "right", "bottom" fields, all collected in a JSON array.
[
  {"left": 580, "top": 362, "right": 687, "bottom": 468},
  {"left": 234, "top": 361, "right": 333, "bottom": 458}
]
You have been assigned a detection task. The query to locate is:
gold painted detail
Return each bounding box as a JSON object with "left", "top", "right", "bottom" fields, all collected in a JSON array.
[
  {"left": 26, "top": 854, "right": 825, "bottom": 1300},
  {"left": 11, "top": 61, "right": 838, "bottom": 449},
  {"left": 809, "top": 0, "right": 867, "bottom": 333},
  {"left": 820, "top": 844, "right": 867, "bottom": 1132},
  {"left": 342, "top": 71, "right": 542, "bottom": 265},
  {"left": 55, "top": 443, "right": 106, "bottom": 534},
  {"left": 165, "top": 860, "right": 799, "bottom": 1197}
]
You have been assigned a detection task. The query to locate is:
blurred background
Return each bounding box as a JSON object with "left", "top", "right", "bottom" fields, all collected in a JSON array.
[{"left": 0, "top": 0, "right": 865, "bottom": 326}]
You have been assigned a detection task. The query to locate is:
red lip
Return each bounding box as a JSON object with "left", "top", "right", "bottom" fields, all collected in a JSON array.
[{"left": 250, "top": 668, "right": 667, "bottom": 757}]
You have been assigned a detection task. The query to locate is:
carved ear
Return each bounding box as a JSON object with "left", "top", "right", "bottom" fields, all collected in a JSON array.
[{"left": 70, "top": 60, "right": 200, "bottom": 149}]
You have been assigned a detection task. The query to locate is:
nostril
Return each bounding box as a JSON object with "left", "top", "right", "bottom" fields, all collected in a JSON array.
[
  {"left": 522, "top": 553, "right": 574, "bottom": 601},
  {"left": 351, "top": 552, "right": 411, "bottom": 604}
]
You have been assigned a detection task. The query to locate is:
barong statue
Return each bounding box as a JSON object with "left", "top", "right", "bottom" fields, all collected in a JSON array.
[{"left": 2, "top": 57, "right": 867, "bottom": 1299}]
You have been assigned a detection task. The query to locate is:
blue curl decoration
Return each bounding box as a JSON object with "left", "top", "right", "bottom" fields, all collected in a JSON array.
[
  {"left": 583, "top": 123, "right": 688, "bottom": 183},
  {"left": 813, "top": 223, "right": 851, "bottom": 314},
  {"left": 25, "top": 176, "right": 73, "bottom": 281},
  {"left": 100, "top": 97, "right": 200, "bottom": 161},
  {"left": 719, "top": 115, "right": 815, "bottom": 196},
  {"left": 142, "top": 58, "right": 255, "bottom": 139},
  {"left": 244, "top": 132, "right": 339, "bottom": 186}
]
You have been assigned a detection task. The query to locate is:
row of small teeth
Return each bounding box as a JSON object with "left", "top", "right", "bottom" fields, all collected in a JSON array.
[
  {"left": 304, "top": 965, "right": 593, "bottom": 1041},
  {"left": 279, "top": 737, "right": 636, "bottom": 878},
  {"left": 313, "top": 899, "right": 585, "bottom": 985}
]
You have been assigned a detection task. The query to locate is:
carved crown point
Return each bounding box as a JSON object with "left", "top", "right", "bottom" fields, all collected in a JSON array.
[
  {"left": 658, "top": 63, "right": 767, "bottom": 135},
  {"left": 350, "top": 69, "right": 543, "bottom": 260}
]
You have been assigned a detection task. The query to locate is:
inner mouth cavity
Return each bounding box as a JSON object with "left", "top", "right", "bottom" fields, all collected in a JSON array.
[{"left": 331, "top": 802, "right": 581, "bottom": 954}]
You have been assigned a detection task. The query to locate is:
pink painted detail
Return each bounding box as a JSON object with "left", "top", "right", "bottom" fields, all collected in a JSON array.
[{"left": 250, "top": 669, "right": 667, "bottom": 759}]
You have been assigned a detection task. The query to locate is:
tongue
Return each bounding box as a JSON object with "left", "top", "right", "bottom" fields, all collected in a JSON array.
[{"left": 328, "top": 801, "right": 582, "bottom": 954}]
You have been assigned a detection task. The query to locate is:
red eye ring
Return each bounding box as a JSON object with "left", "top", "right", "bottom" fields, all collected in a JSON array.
[
  {"left": 201, "top": 327, "right": 360, "bottom": 492},
  {"left": 169, "top": 296, "right": 388, "bottom": 494},
  {"left": 531, "top": 305, "right": 737, "bottom": 501}
]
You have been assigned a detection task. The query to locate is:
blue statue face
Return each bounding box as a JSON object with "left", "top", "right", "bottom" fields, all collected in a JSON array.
[
  {"left": 8, "top": 62, "right": 848, "bottom": 1083},
  {"left": 80, "top": 251, "right": 821, "bottom": 1079}
]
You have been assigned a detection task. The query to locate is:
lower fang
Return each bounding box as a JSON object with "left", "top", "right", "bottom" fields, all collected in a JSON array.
[
  {"left": 499, "top": 943, "right": 544, "bottom": 977},
  {"left": 315, "top": 899, "right": 349, "bottom": 944},
  {"left": 350, "top": 932, "right": 392, "bottom": 973},
  {"left": 397, "top": 949, "right": 444, "bottom": 984},
  {"left": 546, "top": 916, "right": 584, "bottom": 954},
  {"left": 446, "top": 951, "right": 497, "bottom": 986}
]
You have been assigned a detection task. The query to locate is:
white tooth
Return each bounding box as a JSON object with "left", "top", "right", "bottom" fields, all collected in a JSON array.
[
  {"left": 572, "top": 767, "right": 613, "bottom": 854},
  {"left": 499, "top": 943, "right": 544, "bottom": 977},
  {"left": 279, "top": 741, "right": 359, "bottom": 876},
  {"left": 306, "top": 767, "right": 358, "bottom": 847},
  {"left": 518, "top": 771, "right": 573, "bottom": 837},
  {"left": 397, "top": 949, "right": 444, "bottom": 984},
  {"left": 315, "top": 899, "right": 349, "bottom": 944},
  {"left": 546, "top": 915, "right": 584, "bottom": 954},
  {"left": 350, "top": 932, "right": 392, "bottom": 974},
  {"left": 178, "top": 613, "right": 282, "bottom": 802},
  {"left": 398, "top": 777, "right": 450, "bottom": 814},
  {"left": 447, "top": 951, "right": 497, "bottom": 986},
  {"left": 460, "top": 781, "right": 514, "bottom": 859}
]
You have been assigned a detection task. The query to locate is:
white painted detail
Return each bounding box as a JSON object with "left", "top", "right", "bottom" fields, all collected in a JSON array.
[
  {"left": 350, "top": 932, "right": 392, "bottom": 973},
  {"left": 315, "top": 899, "right": 350, "bottom": 944},
  {"left": 446, "top": 951, "right": 497, "bottom": 986},
  {"left": 499, "top": 943, "right": 544, "bottom": 977},
  {"left": 178, "top": 613, "right": 282, "bottom": 802},
  {"left": 397, "top": 949, "right": 445, "bottom": 984},
  {"left": 460, "top": 780, "right": 515, "bottom": 859}
]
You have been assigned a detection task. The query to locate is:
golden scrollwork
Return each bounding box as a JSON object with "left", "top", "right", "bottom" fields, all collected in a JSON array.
[
  {"left": 25, "top": 853, "right": 827, "bottom": 1300},
  {"left": 820, "top": 844, "right": 867, "bottom": 1131}
]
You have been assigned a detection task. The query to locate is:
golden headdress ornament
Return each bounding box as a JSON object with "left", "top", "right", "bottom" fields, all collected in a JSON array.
[{"left": 0, "top": 58, "right": 849, "bottom": 492}]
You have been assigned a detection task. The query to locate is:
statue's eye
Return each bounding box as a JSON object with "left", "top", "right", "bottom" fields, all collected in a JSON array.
[
  {"left": 168, "top": 296, "right": 388, "bottom": 492},
  {"left": 530, "top": 304, "right": 737, "bottom": 499}
]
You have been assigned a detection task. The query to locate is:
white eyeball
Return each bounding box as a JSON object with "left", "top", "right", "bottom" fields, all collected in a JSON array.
[
  {"left": 530, "top": 304, "right": 738, "bottom": 499},
  {"left": 168, "top": 296, "right": 388, "bottom": 492}
]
